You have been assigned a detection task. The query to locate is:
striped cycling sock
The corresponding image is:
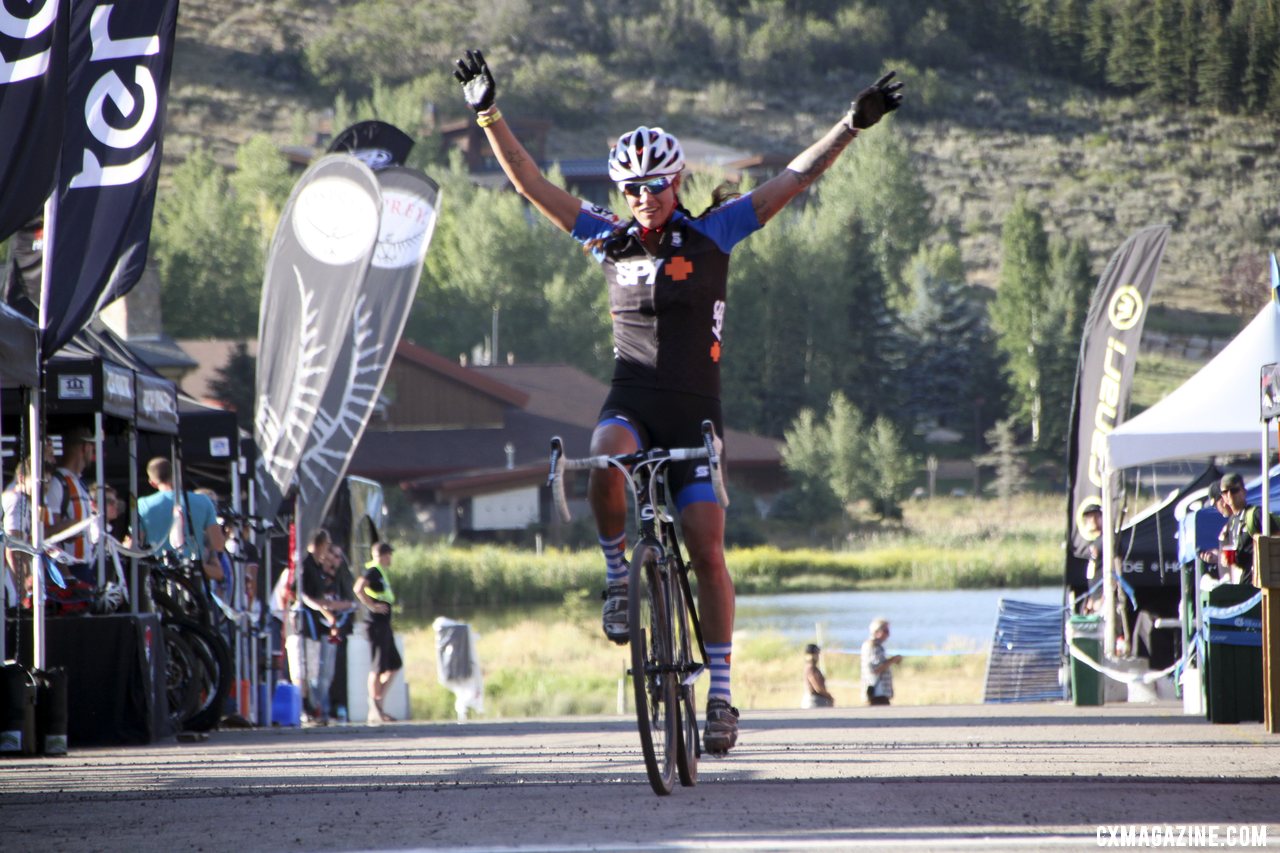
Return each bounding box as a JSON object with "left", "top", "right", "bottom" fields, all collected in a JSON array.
[
  {"left": 705, "top": 641, "right": 733, "bottom": 703},
  {"left": 600, "top": 533, "right": 627, "bottom": 586}
]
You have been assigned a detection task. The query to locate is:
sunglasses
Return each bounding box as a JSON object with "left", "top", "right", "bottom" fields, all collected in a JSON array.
[{"left": 619, "top": 176, "right": 673, "bottom": 198}]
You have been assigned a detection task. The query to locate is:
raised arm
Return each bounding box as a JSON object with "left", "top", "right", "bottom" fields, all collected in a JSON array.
[
  {"left": 454, "top": 49, "right": 582, "bottom": 233},
  {"left": 750, "top": 71, "right": 904, "bottom": 225}
]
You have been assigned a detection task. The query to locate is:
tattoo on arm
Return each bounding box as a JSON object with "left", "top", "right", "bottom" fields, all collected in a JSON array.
[{"left": 503, "top": 146, "right": 527, "bottom": 170}]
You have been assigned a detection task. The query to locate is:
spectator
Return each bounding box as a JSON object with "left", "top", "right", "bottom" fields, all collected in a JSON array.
[
  {"left": 354, "top": 542, "right": 402, "bottom": 724},
  {"left": 135, "top": 457, "right": 225, "bottom": 582},
  {"left": 316, "top": 542, "right": 356, "bottom": 720},
  {"left": 46, "top": 425, "right": 97, "bottom": 584},
  {"left": 801, "top": 643, "right": 835, "bottom": 709},
  {"left": 860, "top": 618, "right": 901, "bottom": 706},
  {"left": 1217, "top": 472, "right": 1278, "bottom": 587},
  {"left": 3, "top": 458, "right": 50, "bottom": 606}
]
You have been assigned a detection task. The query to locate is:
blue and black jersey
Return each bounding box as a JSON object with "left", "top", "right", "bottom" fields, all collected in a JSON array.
[{"left": 571, "top": 194, "right": 761, "bottom": 401}]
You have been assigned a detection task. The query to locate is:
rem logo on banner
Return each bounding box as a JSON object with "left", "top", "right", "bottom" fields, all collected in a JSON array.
[
  {"left": 58, "top": 374, "right": 92, "bottom": 400},
  {"left": 68, "top": 6, "right": 161, "bottom": 190},
  {"left": 0, "top": 0, "right": 58, "bottom": 83}
]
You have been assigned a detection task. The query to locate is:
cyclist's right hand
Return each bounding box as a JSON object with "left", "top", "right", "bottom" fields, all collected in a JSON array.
[{"left": 453, "top": 48, "right": 496, "bottom": 112}]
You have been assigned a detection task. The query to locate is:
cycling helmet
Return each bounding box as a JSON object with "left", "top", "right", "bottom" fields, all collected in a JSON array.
[{"left": 608, "top": 126, "right": 685, "bottom": 182}]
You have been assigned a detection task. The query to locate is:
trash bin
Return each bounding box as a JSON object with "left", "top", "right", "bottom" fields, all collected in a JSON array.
[
  {"left": 1067, "top": 614, "right": 1104, "bottom": 706},
  {"left": 1199, "top": 586, "right": 1263, "bottom": 724}
]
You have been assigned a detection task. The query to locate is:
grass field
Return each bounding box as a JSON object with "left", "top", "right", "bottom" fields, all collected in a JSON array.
[{"left": 382, "top": 494, "right": 1059, "bottom": 720}]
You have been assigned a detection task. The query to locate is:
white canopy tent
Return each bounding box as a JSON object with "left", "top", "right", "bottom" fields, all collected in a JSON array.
[
  {"left": 1107, "top": 299, "right": 1280, "bottom": 470},
  {"left": 1099, "top": 298, "right": 1280, "bottom": 653}
]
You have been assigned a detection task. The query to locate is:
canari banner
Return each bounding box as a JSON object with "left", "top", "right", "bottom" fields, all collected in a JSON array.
[
  {"left": 1065, "top": 224, "right": 1170, "bottom": 587},
  {"left": 294, "top": 164, "right": 440, "bottom": 542},
  {"left": 0, "top": 0, "right": 67, "bottom": 242},
  {"left": 253, "top": 155, "right": 382, "bottom": 519},
  {"left": 40, "top": 0, "right": 178, "bottom": 353}
]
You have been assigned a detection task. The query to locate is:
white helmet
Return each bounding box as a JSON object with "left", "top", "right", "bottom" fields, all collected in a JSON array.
[{"left": 608, "top": 126, "right": 685, "bottom": 182}]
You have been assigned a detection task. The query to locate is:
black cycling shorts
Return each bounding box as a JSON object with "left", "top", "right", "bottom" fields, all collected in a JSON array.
[{"left": 597, "top": 386, "right": 724, "bottom": 510}]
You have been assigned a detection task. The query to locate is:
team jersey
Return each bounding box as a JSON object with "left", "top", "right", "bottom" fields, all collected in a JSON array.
[{"left": 571, "top": 194, "right": 762, "bottom": 400}]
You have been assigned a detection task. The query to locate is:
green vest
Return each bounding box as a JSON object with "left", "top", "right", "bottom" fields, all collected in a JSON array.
[{"left": 363, "top": 559, "right": 396, "bottom": 604}]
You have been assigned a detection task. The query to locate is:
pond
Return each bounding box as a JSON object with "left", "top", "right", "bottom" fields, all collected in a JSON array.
[
  {"left": 734, "top": 586, "right": 1066, "bottom": 655},
  {"left": 403, "top": 586, "right": 1066, "bottom": 656}
]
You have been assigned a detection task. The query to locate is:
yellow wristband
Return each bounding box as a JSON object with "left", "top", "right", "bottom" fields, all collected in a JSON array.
[{"left": 476, "top": 108, "right": 503, "bottom": 129}]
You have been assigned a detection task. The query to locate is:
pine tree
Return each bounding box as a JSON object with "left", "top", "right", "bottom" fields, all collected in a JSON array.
[
  {"left": 1196, "top": 4, "right": 1234, "bottom": 110},
  {"left": 975, "top": 418, "right": 1030, "bottom": 499},
  {"left": 865, "top": 416, "right": 914, "bottom": 520},
  {"left": 990, "top": 195, "right": 1051, "bottom": 445},
  {"left": 1106, "top": 0, "right": 1152, "bottom": 91},
  {"left": 900, "top": 244, "right": 996, "bottom": 443},
  {"left": 1148, "top": 0, "right": 1182, "bottom": 101},
  {"left": 208, "top": 342, "right": 257, "bottom": 431}
]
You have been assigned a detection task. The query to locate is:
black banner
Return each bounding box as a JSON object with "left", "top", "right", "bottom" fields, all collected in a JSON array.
[
  {"left": 253, "top": 155, "right": 382, "bottom": 518},
  {"left": 295, "top": 165, "right": 439, "bottom": 540},
  {"left": 1065, "top": 225, "right": 1170, "bottom": 571},
  {"left": 0, "top": 0, "right": 68, "bottom": 242},
  {"left": 327, "top": 120, "right": 415, "bottom": 172},
  {"left": 39, "top": 0, "right": 178, "bottom": 354}
]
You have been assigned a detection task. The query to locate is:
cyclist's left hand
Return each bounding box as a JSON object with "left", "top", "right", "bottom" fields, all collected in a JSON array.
[
  {"left": 453, "top": 48, "right": 496, "bottom": 112},
  {"left": 848, "top": 70, "right": 903, "bottom": 130}
]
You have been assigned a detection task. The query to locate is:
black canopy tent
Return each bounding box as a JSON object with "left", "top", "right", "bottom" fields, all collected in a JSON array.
[
  {"left": 0, "top": 303, "right": 38, "bottom": 664},
  {"left": 1065, "top": 464, "right": 1220, "bottom": 670}
]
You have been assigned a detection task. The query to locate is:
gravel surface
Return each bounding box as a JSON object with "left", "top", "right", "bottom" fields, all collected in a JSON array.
[{"left": 1, "top": 702, "right": 1277, "bottom": 852}]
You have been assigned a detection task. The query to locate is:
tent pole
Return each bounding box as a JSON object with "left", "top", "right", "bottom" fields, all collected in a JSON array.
[
  {"left": 94, "top": 412, "right": 105, "bottom": 587},
  {"left": 30, "top": 395, "right": 45, "bottom": 671},
  {"left": 129, "top": 426, "right": 138, "bottom": 614},
  {"left": 1101, "top": 472, "right": 1117, "bottom": 660},
  {"left": 1264, "top": 425, "right": 1272, "bottom": 537}
]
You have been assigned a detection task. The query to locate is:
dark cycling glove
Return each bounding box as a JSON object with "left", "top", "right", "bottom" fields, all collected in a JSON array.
[
  {"left": 848, "top": 71, "right": 904, "bottom": 130},
  {"left": 453, "top": 49, "right": 496, "bottom": 113}
]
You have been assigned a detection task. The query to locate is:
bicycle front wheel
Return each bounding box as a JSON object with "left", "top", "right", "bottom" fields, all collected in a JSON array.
[
  {"left": 629, "top": 541, "right": 677, "bottom": 796},
  {"left": 671, "top": 576, "right": 699, "bottom": 788}
]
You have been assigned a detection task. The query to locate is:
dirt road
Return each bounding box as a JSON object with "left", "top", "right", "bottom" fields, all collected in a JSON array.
[{"left": 1, "top": 702, "right": 1276, "bottom": 851}]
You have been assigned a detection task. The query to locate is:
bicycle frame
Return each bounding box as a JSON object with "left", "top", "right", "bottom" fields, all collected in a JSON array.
[{"left": 548, "top": 419, "right": 728, "bottom": 792}]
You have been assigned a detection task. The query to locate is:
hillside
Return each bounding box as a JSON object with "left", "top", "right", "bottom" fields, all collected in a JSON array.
[{"left": 164, "top": 0, "right": 1280, "bottom": 340}]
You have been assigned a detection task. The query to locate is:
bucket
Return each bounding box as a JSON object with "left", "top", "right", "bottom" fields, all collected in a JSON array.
[
  {"left": 1, "top": 664, "right": 37, "bottom": 757},
  {"left": 36, "top": 668, "right": 68, "bottom": 756},
  {"left": 271, "top": 682, "right": 301, "bottom": 727}
]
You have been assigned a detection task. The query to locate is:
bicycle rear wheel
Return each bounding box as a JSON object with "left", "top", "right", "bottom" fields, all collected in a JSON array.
[
  {"left": 169, "top": 619, "right": 233, "bottom": 732},
  {"left": 671, "top": 577, "right": 699, "bottom": 787},
  {"left": 629, "top": 541, "right": 676, "bottom": 796}
]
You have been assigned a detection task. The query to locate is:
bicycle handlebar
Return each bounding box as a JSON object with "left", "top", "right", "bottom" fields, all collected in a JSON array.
[{"left": 547, "top": 419, "right": 728, "bottom": 523}]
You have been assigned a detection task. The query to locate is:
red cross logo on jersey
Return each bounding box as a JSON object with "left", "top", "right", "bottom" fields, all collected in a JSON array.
[{"left": 667, "top": 256, "right": 693, "bottom": 281}]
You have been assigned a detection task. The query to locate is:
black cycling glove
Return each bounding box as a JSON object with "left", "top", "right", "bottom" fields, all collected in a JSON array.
[
  {"left": 848, "top": 71, "right": 904, "bottom": 130},
  {"left": 453, "top": 49, "right": 496, "bottom": 113}
]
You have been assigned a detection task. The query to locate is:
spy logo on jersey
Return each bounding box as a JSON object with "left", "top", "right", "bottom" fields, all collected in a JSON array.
[
  {"left": 710, "top": 299, "right": 725, "bottom": 362},
  {"left": 695, "top": 464, "right": 710, "bottom": 479},
  {"left": 616, "top": 257, "right": 662, "bottom": 286}
]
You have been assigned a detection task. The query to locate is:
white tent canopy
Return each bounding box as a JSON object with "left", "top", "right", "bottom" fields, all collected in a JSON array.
[{"left": 1106, "top": 299, "right": 1280, "bottom": 472}]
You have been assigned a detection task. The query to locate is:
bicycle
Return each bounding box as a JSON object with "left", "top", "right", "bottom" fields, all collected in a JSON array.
[
  {"left": 548, "top": 419, "right": 728, "bottom": 796},
  {"left": 140, "top": 552, "right": 233, "bottom": 733}
]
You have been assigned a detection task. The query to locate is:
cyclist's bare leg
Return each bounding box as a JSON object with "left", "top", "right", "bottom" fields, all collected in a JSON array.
[
  {"left": 682, "top": 501, "right": 740, "bottom": 752},
  {"left": 680, "top": 502, "right": 732, "bottom": 644},
  {"left": 587, "top": 422, "right": 637, "bottom": 538},
  {"left": 590, "top": 423, "right": 639, "bottom": 643}
]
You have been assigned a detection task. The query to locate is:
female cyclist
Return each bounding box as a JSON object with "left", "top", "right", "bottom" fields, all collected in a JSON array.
[{"left": 454, "top": 49, "right": 903, "bottom": 754}]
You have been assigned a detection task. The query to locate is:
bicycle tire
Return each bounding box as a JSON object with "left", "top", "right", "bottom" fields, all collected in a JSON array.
[
  {"left": 168, "top": 619, "right": 233, "bottom": 732},
  {"left": 671, "top": 578, "right": 699, "bottom": 787},
  {"left": 629, "top": 541, "right": 677, "bottom": 796},
  {"left": 161, "top": 625, "right": 201, "bottom": 731}
]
